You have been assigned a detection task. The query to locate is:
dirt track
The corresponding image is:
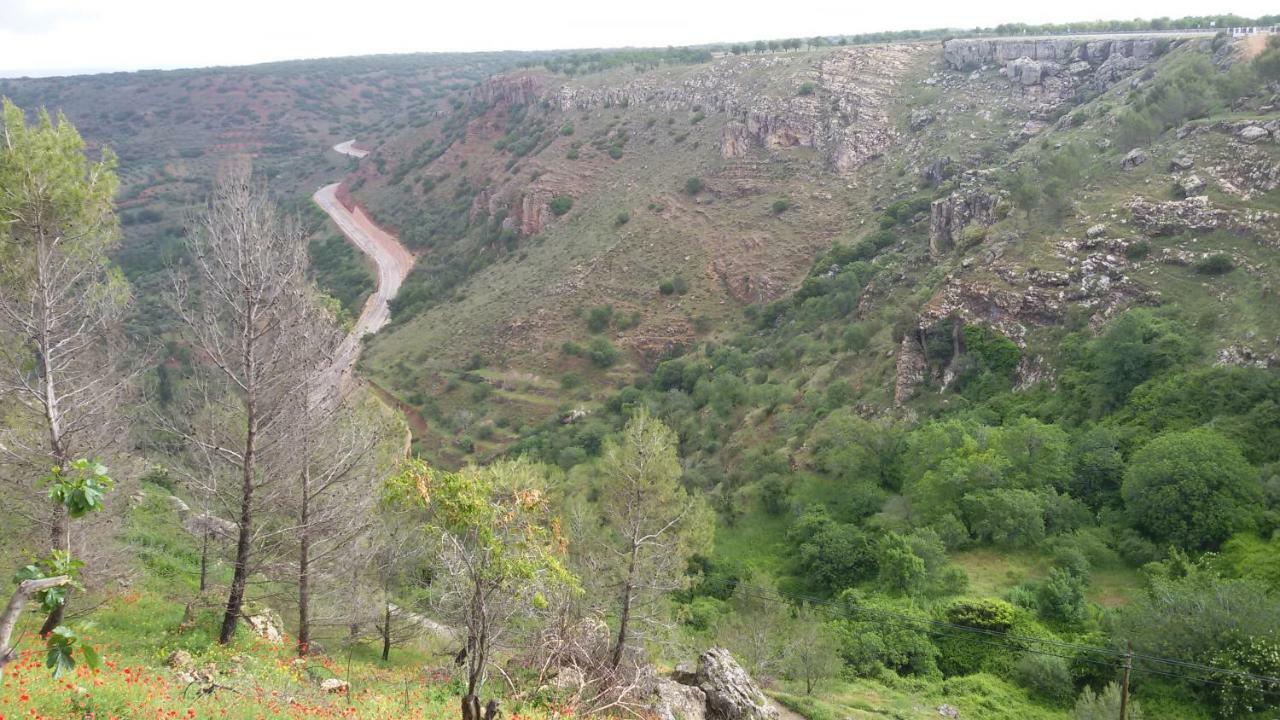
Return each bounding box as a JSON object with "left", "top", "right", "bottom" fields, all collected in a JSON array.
[{"left": 312, "top": 140, "right": 414, "bottom": 396}]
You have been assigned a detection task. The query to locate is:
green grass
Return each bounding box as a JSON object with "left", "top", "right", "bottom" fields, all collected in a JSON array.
[
  {"left": 772, "top": 672, "right": 1069, "bottom": 720},
  {"left": 0, "top": 481, "right": 555, "bottom": 720}
]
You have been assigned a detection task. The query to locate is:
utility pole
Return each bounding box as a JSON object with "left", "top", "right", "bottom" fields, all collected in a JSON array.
[{"left": 1119, "top": 640, "right": 1133, "bottom": 720}]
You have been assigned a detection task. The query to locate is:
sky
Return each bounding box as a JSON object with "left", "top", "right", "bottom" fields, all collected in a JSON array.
[{"left": 1, "top": 0, "right": 1276, "bottom": 78}]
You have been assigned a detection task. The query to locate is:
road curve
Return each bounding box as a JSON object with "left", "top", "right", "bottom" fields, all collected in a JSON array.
[
  {"left": 312, "top": 140, "right": 414, "bottom": 396},
  {"left": 332, "top": 139, "right": 369, "bottom": 159}
]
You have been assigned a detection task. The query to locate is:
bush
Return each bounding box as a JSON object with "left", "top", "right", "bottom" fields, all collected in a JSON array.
[
  {"left": 1035, "top": 568, "right": 1087, "bottom": 626},
  {"left": 586, "top": 305, "right": 613, "bottom": 333},
  {"left": 659, "top": 280, "right": 675, "bottom": 295},
  {"left": 608, "top": 143, "right": 624, "bottom": 159},
  {"left": 945, "top": 598, "right": 1016, "bottom": 633},
  {"left": 549, "top": 195, "right": 574, "bottom": 216},
  {"left": 797, "top": 82, "right": 817, "bottom": 96},
  {"left": 759, "top": 474, "right": 792, "bottom": 516},
  {"left": 1122, "top": 428, "right": 1260, "bottom": 551},
  {"left": 684, "top": 596, "right": 728, "bottom": 631},
  {"left": 587, "top": 337, "right": 619, "bottom": 368},
  {"left": 685, "top": 177, "right": 705, "bottom": 195},
  {"left": 1124, "top": 240, "right": 1151, "bottom": 260},
  {"left": 615, "top": 211, "right": 630, "bottom": 226},
  {"left": 560, "top": 372, "right": 582, "bottom": 390},
  {"left": 959, "top": 223, "right": 988, "bottom": 248},
  {"left": 1073, "top": 682, "right": 1145, "bottom": 720},
  {"left": 772, "top": 198, "right": 792, "bottom": 214},
  {"left": 1196, "top": 253, "right": 1234, "bottom": 275},
  {"left": 1012, "top": 653, "right": 1074, "bottom": 705},
  {"left": 559, "top": 122, "right": 574, "bottom": 136}
]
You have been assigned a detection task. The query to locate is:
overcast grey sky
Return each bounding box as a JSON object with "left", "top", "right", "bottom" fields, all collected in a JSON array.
[{"left": 1, "top": 0, "right": 1275, "bottom": 77}]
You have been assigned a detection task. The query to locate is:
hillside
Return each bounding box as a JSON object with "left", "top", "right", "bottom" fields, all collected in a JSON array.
[
  {"left": 342, "top": 32, "right": 1280, "bottom": 466},
  {"left": 0, "top": 51, "right": 544, "bottom": 335},
  {"left": 4, "top": 16, "right": 1280, "bottom": 720}
]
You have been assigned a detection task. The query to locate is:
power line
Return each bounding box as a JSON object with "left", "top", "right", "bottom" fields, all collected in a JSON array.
[{"left": 730, "top": 585, "right": 1280, "bottom": 697}]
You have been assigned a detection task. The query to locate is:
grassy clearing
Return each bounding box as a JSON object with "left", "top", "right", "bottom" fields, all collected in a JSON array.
[
  {"left": 0, "top": 484, "right": 559, "bottom": 720},
  {"left": 772, "top": 672, "right": 1069, "bottom": 720}
]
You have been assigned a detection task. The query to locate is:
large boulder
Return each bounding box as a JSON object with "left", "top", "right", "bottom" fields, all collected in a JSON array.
[
  {"left": 1177, "top": 174, "right": 1207, "bottom": 197},
  {"left": 695, "top": 648, "right": 778, "bottom": 720},
  {"left": 244, "top": 607, "right": 285, "bottom": 644},
  {"left": 1239, "top": 125, "right": 1271, "bottom": 144},
  {"left": 651, "top": 679, "right": 707, "bottom": 720},
  {"left": 1121, "top": 148, "right": 1147, "bottom": 170}
]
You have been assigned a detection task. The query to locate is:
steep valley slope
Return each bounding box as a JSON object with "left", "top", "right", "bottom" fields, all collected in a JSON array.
[{"left": 342, "top": 33, "right": 1280, "bottom": 465}]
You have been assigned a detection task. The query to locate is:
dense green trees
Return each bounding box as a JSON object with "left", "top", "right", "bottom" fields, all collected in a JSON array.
[{"left": 1122, "top": 429, "right": 1260, "bottom": 550}]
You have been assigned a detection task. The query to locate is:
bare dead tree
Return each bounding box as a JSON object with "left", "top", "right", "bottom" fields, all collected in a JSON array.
[
  {"left": 0, "top": 101, "right": 137, "bottom": 634},
  {"left": 290, "top": 392, "right": 394, "bottom": 657},
  {"left": 172, "top": 163, "right": 338, "bottom": 645}
]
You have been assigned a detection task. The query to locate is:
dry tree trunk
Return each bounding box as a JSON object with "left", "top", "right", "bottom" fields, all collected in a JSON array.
[
  {"left": 298, "top": 463, "right": 312, "bottom": 656},
  {"left": 1, "top": 576, "right": 70, "bottom": 680}
]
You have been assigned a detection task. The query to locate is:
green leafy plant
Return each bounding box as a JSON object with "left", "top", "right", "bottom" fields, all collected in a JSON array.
[
  {"left": 49, "top": 461, "right": 115, "bottom": 525},
  {"left": 45, "top": 625, "right": 101, "bottom": 679},
  {"left": 14, "top": 551, "right": 84, "bottom": 614}
]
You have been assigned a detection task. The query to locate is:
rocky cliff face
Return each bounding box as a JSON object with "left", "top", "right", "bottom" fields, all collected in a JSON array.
[
  {"left": 942, "top": 36, "right": 1186, "bottom": 97},
  {"left": 552, "top": 45, "right": 929, "bottom": 174},
  {"left": 930, "top": 187, "right": 1001, "bottom": 256},
  {"left": 943, "top": 37, "right": 1162, "bottom": 71}
]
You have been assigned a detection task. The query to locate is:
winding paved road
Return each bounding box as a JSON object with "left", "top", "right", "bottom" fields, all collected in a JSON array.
[{"left": 311, "top": 141, "right": 414, "bottom": 399}]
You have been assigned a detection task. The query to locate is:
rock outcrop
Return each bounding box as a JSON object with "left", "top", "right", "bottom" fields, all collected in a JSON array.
[
  {"left": 930, "top": 188, "right": 1000, "bottom": 256},
  {"left": 651, "top": 680, "right": 708, "bottom": 720},
  {"left": 1121, "top": 148, "right": 1147, "bottom": 169},
  {"left": 554, "top": 45, "right": 925, "bottom": 174},
  {"left": 943, "top": 36, "right": 1177, "bottom": 97},
  {"left": 244, "top": 607, "right": 285, "bottom": 644},
  {"left": 894, "top": 334, "right": 927, "bottom": 406},
  {"left": 694, "top": 648, "right": 778, "bottom": 720},
  {"left": 943, "top": 37, "right": 1160, "bottom": 72},
  {"left": 1129, "top": 195, "right": 1227, "bottom": 235}
]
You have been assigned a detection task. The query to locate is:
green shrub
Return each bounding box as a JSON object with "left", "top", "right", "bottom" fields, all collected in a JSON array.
[
  {"left": 684, "top": 596, "right": 727, "bottom": 631},
  {"left": 772, "top": 198, "right": 792, "bottom": 214},
  {"left": 560, "top": 372, "right": 582, "bottom": 390},
  {"left": 608, "top": 143, "right": 623, "bottom": 159},
  {"left": 1012, "top": 653, "right": 1074, "bottom": 705},
  {"left": 945, "top": 598, "right": 1016, "bottom": 632},
  {"left": 960, "top": 223, "right": 988, "bottom": 248},
  {"left": 559, "top": 122, "right": 574, "bottom": 136},
  {"left": 586, "top": 305, "right": 614, "bottom": 333},
  {"left": 1125, "top": 240, "right": 1151, "bottom": 260},
  {"left": 1073, "top": 682, "right": 1145, "bottom": 720},
  {"left": 587, "top": 337, "right": 620, "bottom": 368},
  {"left": 659, "top": 280, "right": 675, "bottom": 295},
  {"left": 615, "top": 211, "right": 630, "bottom": 226},
  {"left": 759, "top": 474, "right": 791, "bottom": 516},
  {"left": 797, "top": 81, "right": 817, "bottom": 96},
  {"left": 1035, "top": 568, "right": 1087, "bottom": 626},
  {"left": 685, "top": 177, "right": 704, "bottom": 195},
  {"left": 549, "top": 195, "right": 574, "bottom": 216},
  {"left": 1196, "top": 253, "right": 1234, "bottom": 275},
  {"left": 561, "top": 341, "right": 583, "bottom": 356}
]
